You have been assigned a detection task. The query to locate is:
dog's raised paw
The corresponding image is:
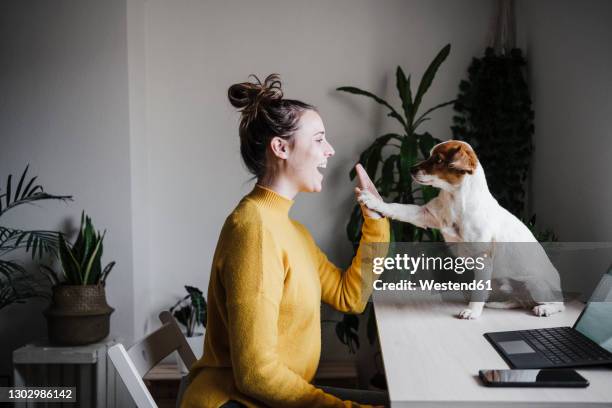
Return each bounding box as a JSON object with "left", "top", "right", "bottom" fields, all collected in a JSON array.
[
  {"left": 458, "top": 308, "right": 481, "bottom": 320},
  {"left": 358, "top": 191, "right": 381, "bottom": 211}
]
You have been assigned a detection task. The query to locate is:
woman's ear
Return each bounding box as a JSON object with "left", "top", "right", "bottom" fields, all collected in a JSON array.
[{"left": 270, "top": 136, "right": 290, "bottom": 159}]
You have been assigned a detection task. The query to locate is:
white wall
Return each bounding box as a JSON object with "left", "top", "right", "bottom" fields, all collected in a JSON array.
[
  {"left": 0, "top": 0, "right": 134, "bottom": 375},
  {"left": 140, "top": 0, "right": 494, "bottom": 360},
  {"left": 127, "top": 0, "right": 151, "bottom": 339},
  {"left": 517, "top": 0, "right": 612, "bottom": 241}
]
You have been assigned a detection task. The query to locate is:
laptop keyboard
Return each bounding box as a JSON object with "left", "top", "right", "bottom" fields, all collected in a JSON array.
[{"left": 519, "top": 327, "right": 612, "bottom": 365}]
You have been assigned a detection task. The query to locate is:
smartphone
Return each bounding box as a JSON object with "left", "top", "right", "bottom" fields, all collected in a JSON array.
[{"left": 479, "top": 369, "right": 589, "bottom": 387}]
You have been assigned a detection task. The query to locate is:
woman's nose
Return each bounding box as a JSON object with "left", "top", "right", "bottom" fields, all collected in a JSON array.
[{"left": 325, "top": 141, "right": 335, "bottom": 157}]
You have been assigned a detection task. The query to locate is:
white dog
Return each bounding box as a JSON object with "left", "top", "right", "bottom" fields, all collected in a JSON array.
[{"left": 358, "top": 140, "right": 564, "bottom": 319}]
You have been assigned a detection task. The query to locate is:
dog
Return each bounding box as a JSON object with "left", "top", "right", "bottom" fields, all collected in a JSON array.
[{"left": 358, "top": 140, "right": 564, "bottom": 319}]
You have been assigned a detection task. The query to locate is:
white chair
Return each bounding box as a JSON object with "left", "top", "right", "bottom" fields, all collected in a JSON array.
[{"left": 108, "top": 311, "right": 197, "bottom": 408}]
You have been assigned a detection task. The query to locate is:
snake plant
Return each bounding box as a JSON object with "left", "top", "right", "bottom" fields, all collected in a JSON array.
[{"left": 42, "top": 211, "right": 115, "bottom": 286}]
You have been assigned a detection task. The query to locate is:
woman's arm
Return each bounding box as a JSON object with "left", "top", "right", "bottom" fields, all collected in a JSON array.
[
  {"left": 311, "top": 217, "right": 389, "bottom": 314},
  {"left": 222, "top": 217, "right": 362, "bottom": 408},
  {"left": 310, "top": 165, "right": 390, "bottom": 313}
]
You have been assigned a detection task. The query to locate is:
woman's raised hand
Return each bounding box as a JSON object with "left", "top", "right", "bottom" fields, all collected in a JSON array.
[{"left": 354, "top": 163, "right": 383, "bottom": 219}]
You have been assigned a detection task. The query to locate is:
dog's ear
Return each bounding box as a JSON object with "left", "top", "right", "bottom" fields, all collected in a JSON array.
[{"left": 448, "top": 145, "right": 477, "bottom": 174}]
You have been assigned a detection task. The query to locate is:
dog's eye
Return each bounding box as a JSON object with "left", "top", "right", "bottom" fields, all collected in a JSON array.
[{"left": 435, "top": 157, "right": 443, "bottom": 164}]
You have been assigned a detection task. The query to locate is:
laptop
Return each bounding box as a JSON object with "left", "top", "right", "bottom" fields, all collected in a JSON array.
[{"left": 485, "top": 266, "right": 612, "bottom": 369}]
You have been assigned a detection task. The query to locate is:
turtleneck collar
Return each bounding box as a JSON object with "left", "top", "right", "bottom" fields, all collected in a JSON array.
[{"left": 247, "top": 184, "right": 294, "bottom": 215}]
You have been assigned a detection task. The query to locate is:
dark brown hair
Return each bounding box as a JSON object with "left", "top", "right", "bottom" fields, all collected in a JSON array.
[{"left": 228, "top": 74, "right": 314, "bottom": 178}]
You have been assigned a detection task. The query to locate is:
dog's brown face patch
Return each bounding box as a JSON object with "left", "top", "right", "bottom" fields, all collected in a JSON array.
[{"left": 412, "top": 141, "right": 478, "bottom": 186}]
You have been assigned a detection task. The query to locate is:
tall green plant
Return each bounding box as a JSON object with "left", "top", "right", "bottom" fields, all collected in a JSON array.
[
  {"left": 42, "top": 211, "right": 115, "bottom": 286},
  {"left": 338, "top": 44, "right": 454, "bottom": 245},
  {"left": 0, "top": 166, "right": 72, "bottom": 309},
  {"left": 333, "top": 45, "right": 454, "bottom": 365}
]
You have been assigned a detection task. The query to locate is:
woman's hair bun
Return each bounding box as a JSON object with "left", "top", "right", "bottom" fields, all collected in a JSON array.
[
  {"left": 228, "top": 73, "right": 314, "bottom": 178},
  {"left": 228, "top": 74, "right": 283, "bottom": 120}
]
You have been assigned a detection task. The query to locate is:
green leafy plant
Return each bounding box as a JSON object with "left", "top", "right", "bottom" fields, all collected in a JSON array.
[
  {"left": 0, "top": 165, "right": 72, "bottom": 309},
  {"left": 170, "top": 285, "right": 207, "bottom": 337},
  {"left": 42, "top": 211, "right": 115, "bottom": 286},
  {"left": 452, "top": 47, "right": 534, "bottom": 217},
  {"left": 338, "top": 44, "right": 454, "bottom": 245},
  {"left": 333, "top": 44, "right": 454, "bottom": 359}
]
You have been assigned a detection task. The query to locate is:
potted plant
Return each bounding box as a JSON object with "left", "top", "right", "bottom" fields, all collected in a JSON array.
[
  {"left": 0, "top": 165, "right": 71, "bottom": 310},
  {"left": 42, "top": 211, "right": 116, "bottom": 346},
  {"left": 335, "top": 44, "right": 454, "bottom": 388},
  {"left": 338, "top": 44, "right": 454, "bottom": 245},
  {"left": 169, "top": 285, "right": 207, "bottom": 372}
]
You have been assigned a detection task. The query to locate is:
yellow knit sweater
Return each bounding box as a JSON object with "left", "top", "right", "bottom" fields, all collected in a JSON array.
[{"left": 181, "top": 185, "right": 390, "bottom": 408}]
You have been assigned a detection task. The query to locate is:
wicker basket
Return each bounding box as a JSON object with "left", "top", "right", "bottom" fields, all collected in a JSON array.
[{"left": 44, "top": 284, "right": 114, "bottom": 346}]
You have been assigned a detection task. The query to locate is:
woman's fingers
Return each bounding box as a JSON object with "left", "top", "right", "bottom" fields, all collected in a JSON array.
[
  {"left": 355, "top": 164, "right": 382, "bottom": 200},
  {"left": 354, "top": 164, "right": 382, "bottom": 219},
  {"left": 355, "top": 163, "right": 370, "bottom": 189}
]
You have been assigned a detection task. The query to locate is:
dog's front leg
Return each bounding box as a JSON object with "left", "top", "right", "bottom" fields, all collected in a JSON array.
[
  {"left": 358, "top": 190, "right": 438, "bottom": 229},
  {"left": 458, "top": 250, "right": 493, "bottom": 320},
  {"left": 459, "top": 301, "right": 485, "bottom": 320}
]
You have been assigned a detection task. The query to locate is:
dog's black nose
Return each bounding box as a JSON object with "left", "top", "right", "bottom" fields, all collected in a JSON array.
[{"left": 410, "top": 165, "right": 420, "bottom": 175}]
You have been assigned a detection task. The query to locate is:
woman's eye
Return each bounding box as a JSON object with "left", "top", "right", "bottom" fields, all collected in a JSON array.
[{"left": 316, "top": 139, "right": 323, "bottom": 143}]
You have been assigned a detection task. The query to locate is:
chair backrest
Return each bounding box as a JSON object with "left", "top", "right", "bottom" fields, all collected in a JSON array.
[{"left": 108, "top": 311, "right": 197, "bottom": 408}]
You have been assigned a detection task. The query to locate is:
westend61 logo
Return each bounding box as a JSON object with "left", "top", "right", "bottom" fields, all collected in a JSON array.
[{"left": 372, "top": 253, "right": 487, "bottom": 275}]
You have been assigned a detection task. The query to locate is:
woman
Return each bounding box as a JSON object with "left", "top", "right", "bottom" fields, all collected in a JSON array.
[{"left": 181, "top": 74, "right": 389, "bottom": 408}]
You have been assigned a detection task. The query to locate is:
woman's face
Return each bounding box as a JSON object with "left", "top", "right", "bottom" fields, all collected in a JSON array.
[{"left": 285, "top": 110, "right": 335, "bottom": 193}]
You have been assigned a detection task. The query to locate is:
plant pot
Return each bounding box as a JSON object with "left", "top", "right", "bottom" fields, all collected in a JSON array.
[
  {"left": 44, "top": 284, "right": 114, "bottom": 346},
  {"left": 179, "top": 331, "right": 205, "bottom": 373}
]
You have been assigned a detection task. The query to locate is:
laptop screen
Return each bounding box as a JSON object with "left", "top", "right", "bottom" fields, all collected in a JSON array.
[{"left": 573, "top": 268, "right": 612, "bottom": 353}]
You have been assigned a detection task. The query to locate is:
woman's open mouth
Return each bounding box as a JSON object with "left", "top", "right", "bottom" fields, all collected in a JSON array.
[{"left": 316, "top": 162, "right": 327, "bottom": 177}]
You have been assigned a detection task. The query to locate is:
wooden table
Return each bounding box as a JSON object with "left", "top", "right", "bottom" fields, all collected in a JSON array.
[{"left": 373, "top": 294, "right": 612, "bottom": 407}]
